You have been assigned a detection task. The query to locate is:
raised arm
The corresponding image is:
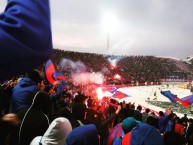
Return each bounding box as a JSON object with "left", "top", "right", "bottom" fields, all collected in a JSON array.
[{"left": 0, "top": 0, "right": 53, "bottom": 82}]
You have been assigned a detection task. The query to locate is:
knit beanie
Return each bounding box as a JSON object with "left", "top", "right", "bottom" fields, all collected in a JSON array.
[{"left": 122, "top": 117, "right": 140, "bottom": 134}]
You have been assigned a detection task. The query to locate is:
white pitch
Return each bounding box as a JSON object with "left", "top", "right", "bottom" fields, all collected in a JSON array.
[{"left": 117, "top": 84, "right": 193, "bottom": 118}]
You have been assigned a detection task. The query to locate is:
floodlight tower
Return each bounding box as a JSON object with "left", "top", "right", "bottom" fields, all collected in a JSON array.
[{"left": 102, "top": 12, "right": 118, "bottom": 51}]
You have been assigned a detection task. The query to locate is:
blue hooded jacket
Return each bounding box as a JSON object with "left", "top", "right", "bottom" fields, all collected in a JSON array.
[
  {"left": 0, "top": 0, "right": 53, "bottom": 82},
  {"left": 9, "top": 77, "right": 40, "bottom": 113}
]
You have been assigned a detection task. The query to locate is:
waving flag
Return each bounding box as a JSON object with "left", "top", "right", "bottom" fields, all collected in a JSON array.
[
  {"left": 93, "top": 83, "right": 118, "bottom": 94},
  {"left": 160, "top": 90, "right": 193, "bottom": 108},
  {"left": 179, "top": 95, "right": 193, "bottom": 108},
  {"left": 45, "top": 60, "right": 66, "bottom": 86},
  {"left": 45, "top": 59, "right": 56, "bottom": 84},
  {"left": 107, "top": 86, "right": 118, "bottom": 94},
  {"left": 112, "top": 91, "right": 130, "bottom": 99},
  {"left": 160, "top": 90, "right": 178, "bottom": 104},
  {"left": 53, "top": 72, "right": 66, "bottom": 82}
]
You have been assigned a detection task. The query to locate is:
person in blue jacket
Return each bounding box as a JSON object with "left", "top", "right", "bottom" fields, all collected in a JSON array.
[
  {"left": 0, "top": 0, "right": 53, "bottom": 82},
  {"left": 9, "top": 70, "right": 44, "bottom": 113}
]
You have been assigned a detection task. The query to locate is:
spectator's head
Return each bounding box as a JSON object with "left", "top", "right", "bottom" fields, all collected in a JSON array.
[
  {"left": 176, "top": 118, "right": 183, "bottom": 125},
  {"left": 159, "top": 111, "right": 164, "bottom": 117},
  {"left": 27, "top": 70, "right": 42, "bottom": 84},
  {"left": 122, "top": 123, "right": 163, "bottom": 145},
  {"left": 149, "top": 112, "right": 156, "bottom": 118},
  {"left": 87, "top": 98, "right": 93, "bottom": 107},
  {"left": 163, "top": 131, "right": 185, "bottom": 145},
  {"left": 145, "top": 108, "right": 150, "bottom": 113},
  {"left": 188, "top": 118, "right": 193, "bottom": 125},
  {"left": 168, "top": 113, "right": 176, "bottom": 121},
  {"left": 73, "top": 93, "right": 87, "bottom": 104},
  {"left": 137, "top": 105, "right": 142, "bottom": 112},
  {"left": 122, "top": 117, "right": 140, "bottom": 134},
  {"left": 55, "top": 107, "right": 72, "bottom": 120},
  {"left": 130, "top": 104, "right": 135, "bottom": 110}
]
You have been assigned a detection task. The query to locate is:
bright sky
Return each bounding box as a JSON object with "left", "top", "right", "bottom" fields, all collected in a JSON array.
[{"left": 1, "top": 0, "right": 193, "bottom": 59}]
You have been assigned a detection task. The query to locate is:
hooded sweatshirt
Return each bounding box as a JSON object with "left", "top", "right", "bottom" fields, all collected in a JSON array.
[
  {"left": 65, "top": 124, "right": 99, "bottom": 145},
  {"left": 122, "top": 123, "right": 163, "bottom": 145},
  {"left": 11, "top": 91, "right": 51, "bottom": 145},
  {"left": 9, "top": 78, "right": 40, "bottom": 113},
  {"left": 30, "top": 117, "right": 72, "bottom": 145},
  {"left": 0, "top": 0, "right": 53, "bottom": 82}
]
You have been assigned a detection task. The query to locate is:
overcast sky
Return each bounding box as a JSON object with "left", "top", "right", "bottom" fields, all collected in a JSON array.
[{"left": 1, "top": 0, "right": 193, "bottom": 59}]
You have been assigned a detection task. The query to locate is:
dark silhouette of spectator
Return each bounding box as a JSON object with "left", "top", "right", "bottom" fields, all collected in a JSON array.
[
  {"left": 70, "top": 103, "right": 87, "bottom": 129},
  {"left": 119, "top": 101, "right": 129, "bottom": 122},
  {"left": 186, "top": 118, "right": 193, "bottom": 142},
  {"left": 146, "top": 112, "right": 158, "bottom": 129},
  {"left": 182, "top": 113, "right": 189, "bottom": 123},
  {"left": 128, "top": 104, "right": 135, "bottom": 117},
  {"left": 85, "top": 99, "right": 100, "bottom": 128},
  {"left": 157, "top": 111, "right": 168, "bottom": 133},
  {"left": 142, "top": 108, "right": 150, "bottom": 123},
  {"left": 9, "top": 91, "right": 51, "bottom": 145},
  {"left": 133, "top": 105, "right": 142, "bottom": 121},
  {"left": 165, "top": 113, "right": 176, "bottom": 132},
  {"left": 98, "top": 105, "right": 121, "bottom": 145}
]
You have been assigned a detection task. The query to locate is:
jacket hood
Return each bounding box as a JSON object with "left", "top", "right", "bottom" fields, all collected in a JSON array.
[
  {"left": 18, "top": 77, "right": 37, "bottom": 87},
  {"left": 30, "top": 117, "right": 72, "bottom": 145},
  {"left": 65, "top": 124, "right": 99, "bottom": 145}
]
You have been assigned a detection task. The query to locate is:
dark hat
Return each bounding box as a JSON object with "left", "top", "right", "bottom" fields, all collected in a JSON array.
[{"left": 122, "top": 117, "right": 140, "bottom": 134}]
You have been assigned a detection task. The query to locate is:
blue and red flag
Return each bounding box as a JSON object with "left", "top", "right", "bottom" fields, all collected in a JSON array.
[
  {"left": 45, "top": 60, "right": 66, "bottom": 86},
  {"left": 53, "top": 72, "right": 66, "bottom": 82},
  {"left": 45, "top": 59, "right": 56, "bottom": 84},
  {"left": 112, "top": 91, "right": 130, "bottom": 99},
  {"left": 160, "top": 90, "right": 193, "bottom": 108},
  {"left": 107, "top": 123, "right": 124, "bottom": 145},
  {"left": 160, "top": 90, "right": 178, "bottom": 104},
  {"left": 179, "top": 95, "right": 193, "bottom": 108},
  {"left": 107, "top": 86, "right": 118, "bottom": 94}
]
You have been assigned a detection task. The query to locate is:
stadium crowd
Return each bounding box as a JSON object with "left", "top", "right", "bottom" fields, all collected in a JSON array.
[
  {"left": 0, "top": 68, "right": 193, "bottom": 145},
  {"left": 51, "top": 49, "right": 192, "bottom": 84}
]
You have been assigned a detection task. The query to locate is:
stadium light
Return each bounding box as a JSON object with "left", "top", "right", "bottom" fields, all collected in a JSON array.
[{"left": 102, "top": 12, "right": 119, "bottom": 50}]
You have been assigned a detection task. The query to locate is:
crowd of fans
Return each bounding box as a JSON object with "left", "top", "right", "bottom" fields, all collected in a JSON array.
[
  {"left": 0, "top": 50, "right": 193, "bottom": 145},
  {"left": 51, "top": 49, "right": 193, "bottom": 84},
  {"left": 0, "top": 69, "right": 193, "bottom": 145}
]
